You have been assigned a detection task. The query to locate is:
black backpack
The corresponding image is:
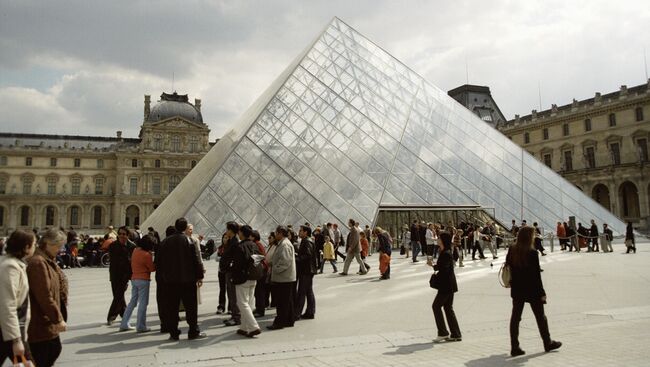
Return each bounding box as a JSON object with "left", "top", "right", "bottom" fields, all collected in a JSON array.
[{"left": 245, "top": 242, "right": 266, "bottom": 281}]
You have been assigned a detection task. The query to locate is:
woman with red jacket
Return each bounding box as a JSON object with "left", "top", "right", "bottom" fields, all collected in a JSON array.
[{"left": 119, "top": 235, "right": 156, "bottom": 332}]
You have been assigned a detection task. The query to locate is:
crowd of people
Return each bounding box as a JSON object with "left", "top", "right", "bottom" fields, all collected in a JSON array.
[{"left": 0, "top": 214, "right": 640, "bottom": 365}]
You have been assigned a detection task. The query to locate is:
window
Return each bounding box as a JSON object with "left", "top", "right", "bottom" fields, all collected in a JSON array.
[
  {"left": 171, "top": 136, "right": 181, "bottom": 152},
  {"left": 93, "top": 206, "right": 103, "bottom": 226},
  {"left": 25, "top": 157, "right": 32, "bottom": 166},
  {"left": 585, "top": 118, "right": 592, "bottom": 131},
  {"left": 45, "top": 206, "right": 55, "bottom": 226},
  {"left": 524, "top": 132, "right": 530, "bottom": 144},
  {"left": 131, "top": 159, "right": 138, "bottom": 168},
  {"left": 585, "top": 147, "right": 596, "bottom": 169},
  {"left": 155, "top": 159, "right": 161, "bottom": 168},
  {"left": 47, "top": 177, "right": 57, "bottom": 195},
  {"left": 74, "top": 158, "right": 81, "bottom": 167},
  {"left": 0, "top": 156, "right": 6, "bottom": 166},
  {"left": 189, "top": 136, "right": 199, "bottom": 153},
  {"left": 129, "top": 178, "right": 138, "bottom": 195},
  {"left": 636, "top": 107, "right": 644, "bottom": 122},
  {"left": 169, "top": 175, "right": 180, "bottom": 192},
  {"left": 191, "top": 160, "right": 197, "bottom": 168},
  {"left": 154, "top": 135, "right": 163, "bottom": 151},
  {"left": 543, "top": 154, "right": 552, "bottom": 168},
  {"left": 20, "top": 206, "right": 30, "bottom": 226},
  {"left": 608, "top": 113, "right": 616, "bottom": 127},
  {"left": 637, "top": 138, "right": 649, "bottom": 162},
  {"left": 543, "top": 128, "right": 549, "bottom": 140},
  {"left": 69, "top": 206, "right": 80, "bottom": 226},
  {"left": 50, "top": 158, "right": 57, "bottom": 167},
  {"left": 0, "top": 177, "right": 6, "bottom": 194},
  {"left": 97, "top": 159, "right": 104, "bottom": 169},
  {"left": 610, "top": 143, "right": 621, "bottom": 165},
  {"left": 22, "top": 177, "right": 33, "bottom": 195},
  {"left": 71, "top": 177, "right": 81, "bottom": 195},
  {"left": 95, "top": 178, "right": 104, "bottom": 194},
  {"left": 563, "top": 150, "right": 573, "bottom": 171},
  {"left": 563, "top": 123, "right": 569, "bottom": 136},
  {"left": 152, "top": 178, "right": 161, "bottom": 195}
]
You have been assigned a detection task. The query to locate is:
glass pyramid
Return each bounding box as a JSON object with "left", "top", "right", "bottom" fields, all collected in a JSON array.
[{"left": 143, "top": 17, "right": 627, "bottom": 237}]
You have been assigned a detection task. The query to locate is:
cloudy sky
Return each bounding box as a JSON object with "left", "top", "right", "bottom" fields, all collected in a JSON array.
[{"left": 1, "top": 0, "right": 648, "bottom": 141}]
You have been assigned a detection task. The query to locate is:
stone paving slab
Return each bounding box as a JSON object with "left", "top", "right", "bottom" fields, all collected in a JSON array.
[{"left": 3, "top": 241, "right": 648, "bottom": 367}]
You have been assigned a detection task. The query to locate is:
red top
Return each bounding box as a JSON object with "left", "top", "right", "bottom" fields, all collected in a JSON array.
[
  {"left": 131, "top": 248, "right": 155, "bottom": 280},
  {"left": 360, "top": 238, "right": 369, "bottom": 257}
]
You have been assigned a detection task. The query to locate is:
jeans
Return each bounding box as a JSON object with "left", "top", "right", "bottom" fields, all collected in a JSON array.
[
  {"left": 225, "top": 272, "right": 240, "bottom": 321},
  {"left": 510, "top": 298, "right": 551, "bottom": 349},
  {"left": 294, "top": 273, "right": 315, "bottom": 318},
  {"left": 218, "top": 271, "right": 227, "bottom": 310},
  {"left": 411, "top": 241, "right": 421, "bottom": 262},
  {"left": 236, "top": 280, "right": 260, "bottom": 333},
  {"left": 120, "top": 279, "right": 151, "bottom": 331},
  {"left": 319, "top": 259, "right": 338, "bottom": 273},
  {"left": 432, "top": 292, "right": 461, "bottom": 338}
]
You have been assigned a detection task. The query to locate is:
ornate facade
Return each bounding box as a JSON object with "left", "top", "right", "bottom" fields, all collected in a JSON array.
[
  {"left": 499, "top": 80, "right": 650, "bottom": 230},
  {"left": 0, "top": 92, "right": 212, "bottom": 234}
]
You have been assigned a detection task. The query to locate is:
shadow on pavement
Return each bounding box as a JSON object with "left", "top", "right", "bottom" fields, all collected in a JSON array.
[
  {"left": 383, "top": 342, "right": 433, "bottom": 355},
  {"left": 464, "top": 352, "right": 546, "bottom": 366}
]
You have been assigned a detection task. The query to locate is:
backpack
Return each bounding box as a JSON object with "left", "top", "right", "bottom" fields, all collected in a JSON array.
[{"left": 247, "top": 254, "right": 266, "bottom": 280}]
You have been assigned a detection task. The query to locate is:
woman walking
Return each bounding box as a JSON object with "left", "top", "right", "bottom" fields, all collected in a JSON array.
[
  {"left": 26, "top": 229, "right": 68, "bottom": 367},
  {"left": 506, "top": 226, "right": 561, "bottom": 356},
  {"left": 119, "top": 235, "right": 156, "bottom": 332},
  {"left": 0, "top": 230, "right": 36, "bottom": 365},
  {"left": 625, "top": 222, "right": 636, "bottom": 253},
  {"left": 431, "top": 232, "right": 461, "bottom": 342}
]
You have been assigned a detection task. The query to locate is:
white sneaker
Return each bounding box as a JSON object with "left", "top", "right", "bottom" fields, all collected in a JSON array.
[{"left": 434, "top": 335, "right": 449, "bottom": 342}]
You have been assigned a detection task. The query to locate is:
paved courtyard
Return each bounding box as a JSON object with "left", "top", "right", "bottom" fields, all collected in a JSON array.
[{"left": 10, "top": 240, "right": 649, "bottom": 367}]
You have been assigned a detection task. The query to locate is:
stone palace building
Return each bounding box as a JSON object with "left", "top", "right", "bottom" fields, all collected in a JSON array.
[
  {"left": 0, "top": 92, "right": 212, "bottom": 234},
  {"left": 498, "top": 80, "right": 650, "bottom": 231}
]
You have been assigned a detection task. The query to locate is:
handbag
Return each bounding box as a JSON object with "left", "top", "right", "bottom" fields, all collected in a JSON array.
[
  {"left": 499, "top": 263, "right": 511, "bottom": 288},
  {"left": 429, "top": 271, "right": 439, "bottom": 289},
  {"left": 400, "top": 245, "right": 406, "bottom": 255},
  {"left": 625, "top": 239, "right": 633, "bottom": 248}
]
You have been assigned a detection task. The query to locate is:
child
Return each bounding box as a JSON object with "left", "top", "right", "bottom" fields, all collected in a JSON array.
[{"left": 319, "top": 236, "right": 338, "bottom": 273}]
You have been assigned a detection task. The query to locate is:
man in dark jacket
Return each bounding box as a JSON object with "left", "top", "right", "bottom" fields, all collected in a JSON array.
[
  {"left": 230, "top": 225, "right": 262, "bottom": 337},
  {"left": 313, "top": 227, "right": 324, "bottom": 271},
  {"left": 294, "top": 225, "right": 317, "bottom": 320},
  {"left": 155, "top": 217, "right": 206, "bottom": 340},
  {"left": 107, "top": 226, "right": 135, "bottom": 325},
  {"left": 419, "top": 221, "right": 427, "bottom": 257},
  {"left": 221, "top": 221, "right": 241, "bottom": 326},
  {"left": 589, "top": 219, "right": 599, "bottom": 252}
]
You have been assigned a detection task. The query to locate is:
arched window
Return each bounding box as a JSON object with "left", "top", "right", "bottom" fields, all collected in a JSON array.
[
  {"left": 591, "top": 184, "right": 610, "bottom": 211},
  {"left": 92, "top": 206, "right": 103, "bottom": 227},
  {"left": 169, "top": 176, "right": 181, "bottom": 192},
  {"left": 619, "top": 181, "right": 640, "bottom": 218},
  {"left": 19, "top": 206, "right": 30, "bottom": 227},
  {"left": 45, "top": 206, "right": 56, "bottom": 226}
]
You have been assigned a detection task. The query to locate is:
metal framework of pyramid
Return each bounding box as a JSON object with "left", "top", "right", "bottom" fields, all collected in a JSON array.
[{"left": 143, "top": 17, "right": 626, "bottom": 237}]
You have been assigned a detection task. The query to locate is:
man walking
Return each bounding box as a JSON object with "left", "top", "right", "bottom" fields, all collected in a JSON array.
[
  {"left": 340, "top": 219, "right": 367, "bottom": 275},
  {"left": 222, "top": 221, "right": 241, "bottom": 326},
  {"left": 267, "top": 226, "right": 296, "bottom": 330},
  {"left": 155, "top": 218, "right": 206, "bottom": 340},
  {"left": 294, "top": 225, "right": 317, "bottom": 320},
  {"left": 410, "top": 220, "right": 420, "bottom": 263}
]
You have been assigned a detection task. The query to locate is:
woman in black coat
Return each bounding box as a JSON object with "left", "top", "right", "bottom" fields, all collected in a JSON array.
[
  {"left": 506, "top": 226, "right": 561, "bottom": 357},
  {"left": 431, "top": 232, "right": 461, "bottom": 342},
  {"left": 625, "top": 222, "right": 636, "bottom": 253}
]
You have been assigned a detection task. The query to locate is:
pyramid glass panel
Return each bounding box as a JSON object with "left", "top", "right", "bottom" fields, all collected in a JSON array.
[{"left": 144, "top": 17, "right": 628, "bottom": 237}]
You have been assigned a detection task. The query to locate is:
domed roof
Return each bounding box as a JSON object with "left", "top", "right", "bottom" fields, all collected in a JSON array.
[{"left": 147, "top": 92, "right": 203, "bottom": 123}]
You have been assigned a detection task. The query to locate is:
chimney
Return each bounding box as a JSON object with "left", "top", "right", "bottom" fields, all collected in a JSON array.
[
  {"left": 117, "top": 131, "right": 123, "bottom": 140},
  {"left": 195, "top": 98, "right": 201, "bottom": 112},
  {"left": 144, "top": 95, "right": 151, "bottom": 121},
  {"left": 620, "top": 85, "right": 628, "bottom": 96},
  {"left": 594, "top": 92, "right": 602, "bottom": 104}
]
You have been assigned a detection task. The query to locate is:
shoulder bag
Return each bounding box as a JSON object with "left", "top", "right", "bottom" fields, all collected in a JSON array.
[{"left": 499, "top": 263, "right": 511, "bottom": 288}]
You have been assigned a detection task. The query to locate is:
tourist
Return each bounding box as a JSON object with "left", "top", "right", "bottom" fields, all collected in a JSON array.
[
  {"left": 251, "top": 230, "right": 268, "bottom": 318},
  {"left": 625, "top": 222, "right": 636, "bottom": 253},
  {"left": 119, "top": 235, "right": 156, "bottom": 333},
  {"left": 565, "top": 222, "right": 578, "bottom": 252},
  {"left": 602, "top": 224, "right": 613, "bottom": 253},
  {"left": 425, "top": 223, "right": 436, "bottom": 265},
  {"left": 481, "top": 224, "right": 498, "bottom": 260},
  {"left": 453, "top": 229, "right": 464, "bottom": 267},
  {"left": 340, "top": 219, "right": 367, "bottom": 276},
  {"left": 27, "top": 229, "right": 68, "bottom": 367},
  {"left": 0, "top": 230, "right": 36, "bottom": 365},
  {"left": 410, "top": 220, "right": 420, "bottom": 262},
  {"left": 231, "top": 225, "right": 261, "bottom": 337},
  {"left": 556, "top": 222, "right": 567, "bottom": 250},
  {"left": 506, "top": 226, "right": 561, "bottom": 356},
  {"left": 331, "top": 223, "right": 343, "bottom": 261},
  {"left": 313, "top": 226, "right": 324, "bottom": 271},
  {"left": 294, "top": 225, "right": 317, "bottom": 320},
  {"left": 419, "top": 221, "right": 427, "bottom": 257},
  {"left": 589, "top": 220, "right": 599, "bottom": 252},
  {"left": 155, "top": 218, "right": 206, "bottom": 340},
  {"left": 359, "top": 231, "right": 371, "bottom": 273},
  {"left": 577, "top": 223, "right": 588, "bottom": 250},
  {"left": 215, "top": 232, "right": 228, "bottom": 315},
  {"left": 221, "top": 221, "right": 241, "bottom": 326},
  {"left": 471, "top": 225, "right": 486, "bottom": 260},
  {"left": 319, "top": 235, "right": 338, "bottom": 273},
  {"left": 267, "top": 226, "right": 296, "bottom": 330},
  {"left": 374, "top": 227, "right": 392, "bottom": 280},
  {"left": 401, "top": 226, "right": 411, "bottom": 259},
  {"left": 532, "top": 222, "right": 547, "bottom": 256},
  {"left": 431, "top": 232, "right": 461, "bottom": 342},
  {"left": 106, "top": 226, "right": 135, "bottom": 325}
]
